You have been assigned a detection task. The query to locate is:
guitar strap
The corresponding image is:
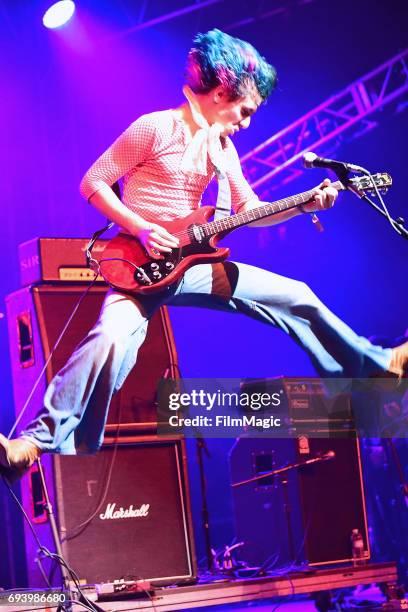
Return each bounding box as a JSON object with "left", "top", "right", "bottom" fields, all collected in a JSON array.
[{"left": 213, "top": 167, "right": 232, "bottom": 220}]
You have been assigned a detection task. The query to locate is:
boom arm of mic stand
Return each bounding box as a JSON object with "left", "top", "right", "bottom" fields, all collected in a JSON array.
[{"left": 232, "top": 454, "right": 331, "bottom": 488}]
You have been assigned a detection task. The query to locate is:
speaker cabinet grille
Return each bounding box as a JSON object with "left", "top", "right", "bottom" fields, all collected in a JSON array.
[{"left": 21, "top": 438, "right": 197, "bottom": 587}]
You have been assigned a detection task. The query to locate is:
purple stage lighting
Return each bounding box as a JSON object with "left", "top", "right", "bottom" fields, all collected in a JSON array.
[{"left": 42, "top": 1, "right": 76, "bottom": 29}]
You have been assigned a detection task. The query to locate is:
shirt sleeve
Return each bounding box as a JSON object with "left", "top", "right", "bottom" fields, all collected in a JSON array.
[
  {"left": 79, "top": 114, "right": 158, "bottom": 201},
  {"left": 224, "top": 137, "right": 259, "bottom": 213}
]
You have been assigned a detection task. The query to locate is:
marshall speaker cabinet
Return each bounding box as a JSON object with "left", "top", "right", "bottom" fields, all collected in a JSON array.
[
  {"left": 6, "top": 284, "right": 178, "bottom": 434},
  {"left": 5, "top": 282, "right": 197, "bottom": 588},
  {"left": 18, "top": 437, "right": 196, "bottom": 587}
]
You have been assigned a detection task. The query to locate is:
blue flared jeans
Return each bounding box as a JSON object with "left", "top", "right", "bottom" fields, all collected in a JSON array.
[{"left": 21, "top": 261, "right": 391, "bottom": 454}]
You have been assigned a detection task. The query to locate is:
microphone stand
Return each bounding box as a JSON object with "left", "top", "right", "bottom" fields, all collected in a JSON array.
[
  {"left": 195, "top": 436, "right": 216, "bottom": 572},
  {"left": 334, "top": 166, "right": 408, "bottom": 240},
  {"left": 169, "top": 375, "right": 216, "bottom": 573},
  {"left": 232, "top": 453, "right": 334, "bottom": 565},
  {"left": 358, "top": 192, "right": 408, "bottom": 239}
]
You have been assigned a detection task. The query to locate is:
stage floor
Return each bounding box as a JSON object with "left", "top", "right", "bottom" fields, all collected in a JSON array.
[{"left": 2, "top": 562, "right": 398, "bottom": 611}]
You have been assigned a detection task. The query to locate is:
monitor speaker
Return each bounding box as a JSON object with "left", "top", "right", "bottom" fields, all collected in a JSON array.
[{"left": 229, "top": 435, "right": 369, "bottom": 567}]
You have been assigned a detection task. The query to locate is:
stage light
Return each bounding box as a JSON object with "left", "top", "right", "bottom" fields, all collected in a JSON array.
[{"left": 43, "top": 1, "right": 76, "bottom": 29}]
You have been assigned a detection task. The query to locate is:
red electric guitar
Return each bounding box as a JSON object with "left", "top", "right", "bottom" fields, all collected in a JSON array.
[{"left": 95, "top": 173, "right": 391, "bottom": 295}]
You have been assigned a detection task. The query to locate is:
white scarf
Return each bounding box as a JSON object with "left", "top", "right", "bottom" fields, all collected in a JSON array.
[{"left": 180, "top": 85, "right": 227, "bottom": 176}]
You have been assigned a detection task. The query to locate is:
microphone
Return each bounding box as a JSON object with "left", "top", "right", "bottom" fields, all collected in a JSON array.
[
  {"left": 321, "top": 450, "right": 336, "bottom": 461},
  {"left": 303, "top": 151, "right": 364, "bottom": 173},
  {"left": 302, "top": 450, "right": 336, "bottom": 467}
]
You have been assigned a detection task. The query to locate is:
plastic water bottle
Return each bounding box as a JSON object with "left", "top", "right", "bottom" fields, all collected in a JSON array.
[{"left": 351, "top": 528, "right": 366, "bottom": 566}]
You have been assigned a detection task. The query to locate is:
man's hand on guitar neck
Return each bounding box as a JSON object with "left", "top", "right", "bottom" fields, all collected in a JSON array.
[
  {"left": 241, "top": 178, "right": 338, "bottom": 228},
  {"left": 300, "top": 178, "right": 338, "bottom": 214},
  {"left": 135, "top": 222, "right": 179, "bottom": 260}
]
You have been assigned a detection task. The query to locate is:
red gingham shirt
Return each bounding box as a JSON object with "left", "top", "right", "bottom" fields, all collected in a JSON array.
[{"left": 80, "top": 110, "right": 258, "bottom": 222}]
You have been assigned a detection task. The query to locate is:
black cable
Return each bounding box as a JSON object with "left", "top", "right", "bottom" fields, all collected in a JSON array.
[
  {"left": 144, "top": 587, "right": 158, "bottom": 612},
  {"left": 85, "top": 222, "right": 114, "bottom": 273},
  {"left": 359, "top": 168, "right": 406, "bottom": 237},
  {"left": 63, "top": 600, "right": 97, "bottom": 612},
  {"left": 366, "top": 171, "right": 398, "bottom": 230},
  {"left": 1, "top": 477, "right": 102, "bottom": 612},
  {"left": 2, "top": 269, "right": 108, "bottom": 609},
  {"left": 3, "top": 227, "right": 182, "bottom": 608},
  {"left": 41, "top": 538, "right": 105, "bottom": 611},
  {"left": 116, "top": 574, "right": 158, "bottom": 612},
  {"left": 62, "top": 408, "right": 122, "bottom": 541},
  {"left": 8, "top": 273, "right": 100, "bottom": 439},
  {"left": 269, "top": 574, "right": 296, "bottom": 612},
  {"left": 132, "top": 584, "right": 158, "bottom": 612},
  {"left": 259, "top": 551, "right": 281, "bottom": 574},
  {"left": 63, "top": 316, "right": 174, "bottom": 539},
  {"left": 35, "top": 552, "right": 53, "bottom": 588}
]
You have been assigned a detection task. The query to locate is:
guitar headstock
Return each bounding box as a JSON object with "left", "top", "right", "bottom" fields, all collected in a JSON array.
[{"left": 348, "top": 172, "right": 392, "bottom": 196}]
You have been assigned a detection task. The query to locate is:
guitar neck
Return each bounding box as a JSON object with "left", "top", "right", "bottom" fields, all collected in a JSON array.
[{"left": 201, "top": 180, "right": 345, "bottom": 238}]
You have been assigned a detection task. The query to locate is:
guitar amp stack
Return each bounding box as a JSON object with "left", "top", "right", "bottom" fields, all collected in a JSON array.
[
  {"left": 3, "top": 237, "right": 197, "bottom": 589},
  {"left": 3, "top": 237, "right": 375, "bottom": 591}
]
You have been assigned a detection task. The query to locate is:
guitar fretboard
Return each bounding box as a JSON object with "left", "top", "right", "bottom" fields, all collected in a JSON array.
[{"left": 200, "top": 180, "right": 344, "bottom": 238}]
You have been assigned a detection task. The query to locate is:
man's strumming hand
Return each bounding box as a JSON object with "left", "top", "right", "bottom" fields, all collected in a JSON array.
[{"left": 135, "top": 223, "right": 179, "bottom": 259}]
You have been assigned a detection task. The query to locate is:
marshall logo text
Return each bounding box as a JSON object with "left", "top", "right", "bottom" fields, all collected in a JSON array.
[{"left": 99, "top": 503, "right": 150, "bottom": 520}]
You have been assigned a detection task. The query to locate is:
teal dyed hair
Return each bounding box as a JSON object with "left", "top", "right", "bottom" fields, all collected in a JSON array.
[{"left": 186, "top": 29, "right": 277, "bottom": 101}]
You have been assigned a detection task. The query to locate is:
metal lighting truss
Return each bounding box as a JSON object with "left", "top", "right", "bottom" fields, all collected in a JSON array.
[
  {"left": 241, "top": 49, "right": 408, "bottom": 198},
  {"left": 117, "top": 0, "right": 224, "bottom": 34},
  {"left": 117, "top": 0, "right": 319, "bottom": 36}
]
